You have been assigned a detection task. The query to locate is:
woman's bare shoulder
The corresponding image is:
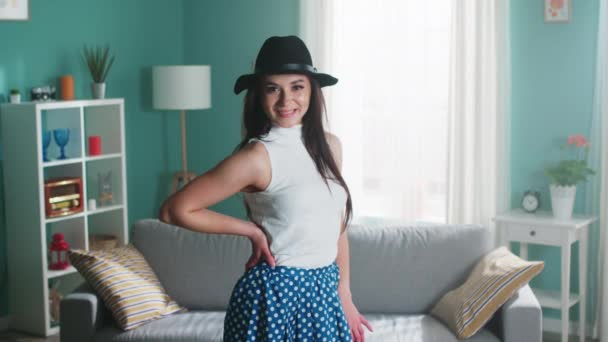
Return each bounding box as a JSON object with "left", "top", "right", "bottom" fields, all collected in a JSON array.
[
  {"left": 324, "top": 132, "right": 342, "bottom": 147},
  {"left": 324, "top": 132, "right": 343, "bottom": 169},
  {"left": 240, "top": 140, "right": 269, "bottom": 161},
  {"left": 237, "top": 141, "right": 271, "bottom": 192}
]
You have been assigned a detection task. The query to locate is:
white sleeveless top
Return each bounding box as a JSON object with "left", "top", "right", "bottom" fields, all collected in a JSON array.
[{"left": 244, "top": 124, "right": 347, "bottom": 269}]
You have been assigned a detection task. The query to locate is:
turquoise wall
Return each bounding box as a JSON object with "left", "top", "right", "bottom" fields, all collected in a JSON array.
[
  {"left": 182, "top": 0, "right": 300, "bottom": 217},
  {"left": 511, "top": 0, "right": 599, "bottom": 323},
  {"left": 0, "top": 0, "right": 299, "bottom": 320},
  {"left": 0, "top": 0, "right": 185, "bottom": 317}
]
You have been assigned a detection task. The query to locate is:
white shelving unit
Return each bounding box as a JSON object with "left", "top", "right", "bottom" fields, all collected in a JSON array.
[{"left": 0, "top": 98, "right": 129, "bottom": 336}]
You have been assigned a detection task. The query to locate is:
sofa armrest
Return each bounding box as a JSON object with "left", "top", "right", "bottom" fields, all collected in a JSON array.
[
  {"left": 60, "top": 284, "right": 108, "bottom": 342},
  {"left": 487, "top": 284, "right": 542, "bottom": 342}
]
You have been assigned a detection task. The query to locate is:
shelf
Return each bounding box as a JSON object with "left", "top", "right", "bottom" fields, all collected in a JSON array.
[
  {"left": 1, "top": 97, "right": 127, "bottom": 336},
  {"left": 45, "top": 211, "right": 85, "bottom": 224},
  {"left": 532, "top": 287, "right": 580, "bottom": 309},
  {"left": 85, "top": 153, "right": 122, "bottom": 162},
  {"left": 43, "top": 153, "right": 122, "bottom": 166},
  {"left": 47, "top": 266, "right": 77, "bottom": 279},
  {"left": 2, "top": 98, "right": 124, "bottom": 110},
  {"left": 43, "top": 158, "right": 83, "bottom": 168},
  {"left": 88, "top": 204, "right": 123, "bottom": 216}
]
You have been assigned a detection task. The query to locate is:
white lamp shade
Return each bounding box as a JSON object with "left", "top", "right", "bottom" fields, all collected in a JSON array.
[{"left": 152, "top": 65, "right": 211, "bottom": 110}]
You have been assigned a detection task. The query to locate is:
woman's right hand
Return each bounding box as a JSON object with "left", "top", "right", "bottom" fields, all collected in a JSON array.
[{"left": 245, "top": 223, "right": 276, "bottom": 271}]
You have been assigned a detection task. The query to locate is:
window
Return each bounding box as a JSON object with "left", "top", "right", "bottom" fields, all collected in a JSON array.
[{"left": 325, "top": 0, "right": 452, "bottom": 222}]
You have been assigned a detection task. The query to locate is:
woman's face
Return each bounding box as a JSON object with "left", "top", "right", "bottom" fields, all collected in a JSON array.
[{"left": 261, "top": 74, "right": 311, "bottom": 128}]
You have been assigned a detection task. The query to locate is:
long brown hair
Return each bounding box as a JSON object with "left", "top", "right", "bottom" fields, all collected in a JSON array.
[{"left": 235, "top": 74, "right": 353, "bottom": 231}]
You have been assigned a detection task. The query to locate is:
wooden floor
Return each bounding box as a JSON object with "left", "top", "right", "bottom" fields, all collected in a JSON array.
[
  {"left": 543, "top": 332, "right": 598, "bottom": 342},
  {"left": 0, "top": 330, "right": 599, "bottom": 341},
  {"left": 0, "top": 331, "right": 59, "bottom": 342}
]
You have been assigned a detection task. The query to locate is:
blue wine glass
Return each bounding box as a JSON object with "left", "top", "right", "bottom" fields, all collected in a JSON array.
[
  {"left": 42, "top": 130, "right": 51, "bottom": 162},
  {"left": 53, "top": 128, "right": 70, "bottom": 160}
]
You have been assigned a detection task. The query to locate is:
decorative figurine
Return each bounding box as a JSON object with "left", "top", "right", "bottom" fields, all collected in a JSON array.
[{"left": 98, "top": 171, "right": 113, "bottom": 206}]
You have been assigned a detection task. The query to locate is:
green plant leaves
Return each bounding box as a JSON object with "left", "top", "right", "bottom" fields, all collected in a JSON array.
[
  {"left": 82, "top": 45, "right": 115, "bottom": 83},
  {"left": 544, "top": 159, "right": 595, "bottom": 186}
]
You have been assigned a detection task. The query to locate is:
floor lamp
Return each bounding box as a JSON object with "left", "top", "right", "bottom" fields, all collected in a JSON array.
[{"left": 153, "top": 65, "right": 211, "bottom": 194}]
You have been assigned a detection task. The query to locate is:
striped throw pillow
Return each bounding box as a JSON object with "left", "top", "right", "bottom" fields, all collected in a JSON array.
[
  {"left": 430, "top": 246, "right": 544, "bottom": 339},
  {"left": 69, "top": 244, "right": 186, "bottom": 331}
]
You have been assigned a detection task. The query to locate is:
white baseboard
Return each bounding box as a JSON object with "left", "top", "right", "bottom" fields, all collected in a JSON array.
[
  {"left": 543, "top": 317, "right": 594, "bottom": 338},
  {"left": 0, "top": 315, "right": 10, "bottom": 332}
]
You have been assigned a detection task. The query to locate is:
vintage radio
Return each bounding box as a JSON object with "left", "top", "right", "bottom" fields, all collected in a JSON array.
[{"left": 44, "top": 177, "right": 83, "bottom": 218}]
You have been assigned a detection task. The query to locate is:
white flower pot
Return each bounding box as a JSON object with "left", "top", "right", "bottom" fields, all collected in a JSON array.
[
  {"left": 91, "top": 82, "right": 106, "bottom": 99},
  {"left": 9, "top": 94, "right": 21, "bottom": 104},
  {"left": 550, "top": 184, "right": 577, "bottom": 220}
]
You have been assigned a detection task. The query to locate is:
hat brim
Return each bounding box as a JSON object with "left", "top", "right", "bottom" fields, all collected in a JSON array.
[{"left": 234, "top": 72, "right": 338, "bottom": 94}]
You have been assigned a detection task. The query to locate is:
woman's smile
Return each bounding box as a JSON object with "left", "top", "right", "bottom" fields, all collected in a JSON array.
[
  {"left": 278, "top": 109, "right": 297, "bottom": 118},
  {"left": 262, "top": 74, "right": 311, "bottom": 127}
]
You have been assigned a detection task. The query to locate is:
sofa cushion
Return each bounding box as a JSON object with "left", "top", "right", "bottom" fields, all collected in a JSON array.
[
  {"left": 93, "top": 311, "right": 226, "bottom": 342},
  {"left": 363, "top": 314, "right": 500, "bottom": 342},
  {"left": 131, "top": 218, "right": 493, "bottom": 314},
  {"left": 348, "top": 218, "right": 492, "bottom": 314},
  {"left": 430, "top": 246, "right": 544, "bottom": 339},
  {"left": 131, "top": 219, "right": 251, "bottom": 310},
  {"left": 92, "top": 311, "right": 500, "bottom": 342},
  {"left": 69, "top": 245, "right": 186, "bottom": 331}
]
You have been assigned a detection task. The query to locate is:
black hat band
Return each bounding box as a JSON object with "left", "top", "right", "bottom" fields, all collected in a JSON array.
[{"left": 256, "top": 63, "right": 318, "bottom": 74}]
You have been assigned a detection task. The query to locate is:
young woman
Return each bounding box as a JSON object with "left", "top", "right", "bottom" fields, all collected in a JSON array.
[{"left": 159, "top": 36, "right": 372, "bottom": 341}]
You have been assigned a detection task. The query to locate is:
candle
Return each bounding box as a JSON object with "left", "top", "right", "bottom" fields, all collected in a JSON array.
[
  {"left": 88, "top": 135, "right": 102, "bottom": 156},
  {"left": 60, "top": 75, "right": 75, "bottom": 100}
]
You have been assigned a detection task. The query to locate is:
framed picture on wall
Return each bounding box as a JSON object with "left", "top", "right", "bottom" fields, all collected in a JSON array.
[
  {"left": 545, "top": 0, "right": 571, "bottom": 23},
  {"left": 0, "top": 0, "right": 29, "bottom": 21}
]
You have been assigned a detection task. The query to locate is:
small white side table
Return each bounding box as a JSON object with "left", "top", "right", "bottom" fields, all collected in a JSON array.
[{"left": 493, "top": 209, "right": 597, "bottom": 342}]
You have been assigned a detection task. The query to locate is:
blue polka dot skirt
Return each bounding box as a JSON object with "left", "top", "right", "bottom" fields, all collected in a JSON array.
[{"left": 223, "top": 262, "right": 352, "bottom": 341}]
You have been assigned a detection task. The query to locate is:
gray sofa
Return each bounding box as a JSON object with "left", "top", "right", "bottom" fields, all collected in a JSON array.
[{"left": 61, "top": 218, "right": 542, "bottom": 341}]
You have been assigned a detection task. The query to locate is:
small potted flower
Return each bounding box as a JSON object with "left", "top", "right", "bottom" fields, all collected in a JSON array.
[
  {"left": 82, "top": 45, "right": 115, "bottom": 99},
  {"left": 544, "top": 134, "right": 595, "bottom": 220},
  {"left": 9, "top": 89, "right": 21, "bottom": 104}
]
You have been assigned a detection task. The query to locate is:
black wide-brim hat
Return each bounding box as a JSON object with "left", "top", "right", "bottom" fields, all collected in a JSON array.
[{"left": 234, "top": 35, "right": 338, "bottom": 94}]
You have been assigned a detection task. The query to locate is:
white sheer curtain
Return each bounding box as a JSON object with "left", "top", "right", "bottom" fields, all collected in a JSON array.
[
  {"left": 587, "top": 0, "right": 608, "bottom": 339},
  {"left": 446, "top": 0, "right": 510, "bottom": 242},
  {"left": 300, "top": 0, "right": 452, "bottom": 223}
]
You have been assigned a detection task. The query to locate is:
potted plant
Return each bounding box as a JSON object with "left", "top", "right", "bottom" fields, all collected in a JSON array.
[
  {"left": 9, "top": 89, "right": 21, "bottom": 104},
  {"left": 82, "top": 45, "right": 115, "bottom": 99},
  {"left": 544, "top": 134, "right": 595, "bottom": 220}
]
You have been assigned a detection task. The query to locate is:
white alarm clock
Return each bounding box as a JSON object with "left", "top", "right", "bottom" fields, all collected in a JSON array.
[{"left": 521, "top": 190, "right": 541, "bottom": 213}]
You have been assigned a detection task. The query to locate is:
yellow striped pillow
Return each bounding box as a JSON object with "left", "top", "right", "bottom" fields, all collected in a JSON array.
[
  {"left": 430, "top": 246, "right": 544, "bottom": 339},
  {"left": 69, "top": 244, "right": 186, "bottom": 331}
]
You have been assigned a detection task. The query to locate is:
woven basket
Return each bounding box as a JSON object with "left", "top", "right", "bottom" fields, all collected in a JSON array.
[{"left": 89, "top": 234, "right": 118, "bottom": 251}]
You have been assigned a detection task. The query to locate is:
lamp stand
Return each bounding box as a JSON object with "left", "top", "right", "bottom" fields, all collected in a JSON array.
[{"left": 171, "top": 110, "right": 197, "bottom": 193}]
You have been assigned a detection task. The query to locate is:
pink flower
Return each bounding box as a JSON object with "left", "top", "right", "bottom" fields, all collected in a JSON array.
[{"left": 567, "top": 134, "right": 589, "bottom": 148}]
